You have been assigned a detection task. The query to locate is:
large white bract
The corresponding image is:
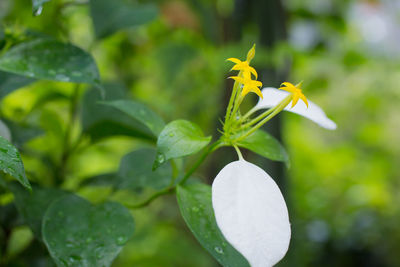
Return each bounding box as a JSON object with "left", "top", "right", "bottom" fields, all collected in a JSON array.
[
  {"left": 212, "top": 160, "right": 291, "bottom": 267},
  {"left": 256, "top": 87, "right": 337, "bottom": 130},
  {"left": 0, "top": 120, "right": 11, "bottom": 141}
]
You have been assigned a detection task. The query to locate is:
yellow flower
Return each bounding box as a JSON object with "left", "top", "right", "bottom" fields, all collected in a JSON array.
[
  {"left": 227, "top": 44, "right": 258, "bottom": 79},
  {"left": 279, "top": 82, "right": 309, "bottom": 108},
  {"left": 230, "top": 73, "right": 263, "bottom": 98}
]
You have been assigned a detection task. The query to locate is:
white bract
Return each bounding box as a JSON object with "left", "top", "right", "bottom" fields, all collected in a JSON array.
[
  {"left": 256, "top": 87, "right": 337, "bottom": 130},
  {"left": 212, "top": 160, "right": 291, "bottom": 267},
  {"left": 0, "top": 120, "right": 11, "bottom": 141}
]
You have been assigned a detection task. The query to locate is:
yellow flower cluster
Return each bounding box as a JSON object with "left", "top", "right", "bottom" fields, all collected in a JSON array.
[
  {"left": 279, "top": 81, "right": 309, "bottom": 108},
  {"left": 227, "top": 45, "right": 263, "bottom": 98}
]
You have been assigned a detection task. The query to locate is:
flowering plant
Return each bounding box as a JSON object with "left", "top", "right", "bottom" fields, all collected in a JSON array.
[{"left": 0, "top": 34, "right": 335, "bottom": 266}]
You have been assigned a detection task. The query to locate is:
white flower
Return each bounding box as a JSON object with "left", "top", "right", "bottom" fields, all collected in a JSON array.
[
  {"left": 0, "top": 120, "right": 11, "bottom": 141},
  {"left": 212, "top": 160, "right": 291, "bottom": 267},
  {"left": 256, "top": 87, "right": 337, "bottom": 130}
]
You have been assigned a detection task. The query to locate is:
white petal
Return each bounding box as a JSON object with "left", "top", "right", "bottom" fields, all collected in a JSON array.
[
  {"left": 0, "top": 120, "right": 11, "bottom": 142},
  {"left": 256, "top": 87, "right": 337, "bottom": 130},
  {"left": 212, "top": 160, "right": 291, "bottom": 267}
]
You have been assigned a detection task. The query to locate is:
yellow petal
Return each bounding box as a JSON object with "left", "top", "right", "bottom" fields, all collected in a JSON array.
[
  {"left": 227, "top": 58, "right": 242, "bottom": 64},
  {"left": 249, "top": 66, "right": 258, "bottom": 79},
  {"left": 291, "top": 95, "right": 299, "bottom": 108},
  {"left": 252, "top": 87, "right": 263, "bottom": 99},
  {"left": 281, "top": 82, "right": 295, "bottom": 88},
  {"left": 252, "top": 80, "right": 262, "bottom": 87},
  {"left": 279, "top": 86, "right": 296, "bottom": 93},
  {"left": 229, "top": 76, "right": 245, "bottom": 84},
  {"left": 300, "top": 94, "right": 309, "bottom": 107}
]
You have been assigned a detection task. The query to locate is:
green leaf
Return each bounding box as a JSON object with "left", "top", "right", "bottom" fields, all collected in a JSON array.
[
  {"left": 176, "top": 183, "right": 250, "bottom": 267},
  {"left": 32, "top": 0, "right": 51, "bottom": 16},
  {"left": 0, "top": 39, "right": 100, "bottom": 85},
  {"left": 155, "top": 120, "right": 211, "bottom": 169},
  {"left": 43, "top": 194, "right": 135, "bottom": 267},
  {"left": 9, "top": 183, "right": 68, "bottom": 239},
  {"left": 0, "top": 71, "right": 35, "bottom": 99},
  {"left": 80, "top": 173, "right": 118, "bottom": 188},
  {"left": 101, "top": 100, "right": 165, "bottom": 137},
  {"left": 0, "top": 136, "right": 31, "bottom": 190},
  {"left": 237, "top": 130, "right": 289, "bottom": 163},
  {"left": 90, "top": 0, "right": 158, "bottom": 38},
  {"left": 118, "top": 148, "right": 171, "bottom": 190},
  {"left": 81, "top": 84, "right": 154, "bottom": 142}
]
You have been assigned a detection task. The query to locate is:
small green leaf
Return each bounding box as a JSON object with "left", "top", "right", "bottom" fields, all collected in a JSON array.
[
  {"left": 32, "top": 0, "right": 51, "bottom": 16},
  {"left": 0, "top": 71, "right": 35, "bottom": 99},
  {"left": 0, "top": 39, "right": 100, "bottom": 85},
  {"left": 155, "top": 120, "right": 211, "bottom": 169},
  {"left": 176, "top": 183, "right": 250, "bottom": 267},
  {"left": 118, "top": 148, "right": 171, "bottom": 190},
  {"left": 9, "top": 183, "right": 68, "bottom": 239},
  {"left": 81, "top": 85, "right": 154, "bottom": 141},
  {"left": 43, "top": 194, "right": 135, "bottom": 267},
  {"left": 237, "top": 130, "right": 289, "bottom": 163},
  {"left": 80, "top": 173, "right": 118, "bottom": 187},
  {"left": 101, "top": 100, "right": 165, "bottom": 136},
  {"left": 90, "top": 0, "right": 158, "bottom": 38},
  {"left": 0, "top": 136, "right": 31, "bottom": 190}
]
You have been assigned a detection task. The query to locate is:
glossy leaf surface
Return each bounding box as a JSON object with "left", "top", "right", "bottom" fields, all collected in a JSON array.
[
  {"left": 43, "top": 194, "right": 135, "bottom": 267},
  {"left": 155, "top": 120, "right": 211, "bottom": 169},
  {"left": 90, "top": 0, "right": 158, "bottom": 38},
  {"left": 101, "top": 100, "right": 165, "bottom": 137},
  {"left": 0, "top": 136, "right": 31, "bottom": 190},
  {"left": 238, "top": 130, "right": 289, "bottom": 163},
  {"left": 177, "top": 183, "right": 250, "bottom": 267},
  {"left": 0, "top": 39, "right": 100, "bottom": 85}
]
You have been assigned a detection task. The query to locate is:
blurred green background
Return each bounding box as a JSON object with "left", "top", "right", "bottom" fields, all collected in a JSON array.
[{"left": 1, "top": 0, "right": 400, "bottom": 266}]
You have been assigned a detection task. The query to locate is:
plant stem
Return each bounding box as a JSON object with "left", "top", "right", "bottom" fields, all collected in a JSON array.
[
  {"left": 240, "top": 106, "right": 275, "bottom": 129},
  {"left": 235, "top": 94, "right": 292, "bottom": 142},
  {"left": 233, "top": 145, "right": 243, "bottom": 160},
  {"left": 124, "top": 141, "right": 223, "bottom": 209},
  {"left": 55, "top": 84, "right": 81, "bottom": 184}
]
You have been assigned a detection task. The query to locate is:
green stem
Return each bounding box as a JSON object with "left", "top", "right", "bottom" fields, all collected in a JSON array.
[
  {"left": 125, "top": 141, "right": 224, "bottom": 209},
  {"left": 241, "top": 106, "right": 258, "bottom": 121},
  {"left": 224, "top": 70, "right": 244, "bottom": 132},
  {"left": 235, "top": 94, "right": 292, "bottom": 142},
  {"left": 233, "top": 145, "right": 243, "bottom": 160},
  {"left": 55, "top": 84, "right": 81, "bottom": 184},
  {"left": 241, "top": 106, "right": 275, "bottom": 129}
]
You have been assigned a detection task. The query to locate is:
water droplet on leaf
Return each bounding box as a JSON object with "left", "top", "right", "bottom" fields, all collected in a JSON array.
[
  {"left": 156, "top": 154, "right": 165, "bottom": 164},
  {"left": 191, "top": 206, "right": 199, "bottom": 212},
  {"left": 34, "top": 6, "right": 43, "bottom": 16},
  {"left": 116, "top": 236, "right": 128, "bottom": 245},
  {"left": 214, "top": 246, "right": 224, "bottom": 254}
]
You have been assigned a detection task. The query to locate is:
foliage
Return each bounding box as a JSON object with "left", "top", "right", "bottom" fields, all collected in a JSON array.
[{"left": 1, "top": 0, "right": 399, "bottom": 266}]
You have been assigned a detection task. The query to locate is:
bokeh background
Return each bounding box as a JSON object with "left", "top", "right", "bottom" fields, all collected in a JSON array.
[{"left": 1, "top": 0, "right": 400, "bottom": 266}]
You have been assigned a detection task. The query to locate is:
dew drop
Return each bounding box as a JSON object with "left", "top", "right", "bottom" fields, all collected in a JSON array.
[
  {"left": 156, "top": 154, "right": 165, "bottom": 164},
  {"left": 214, "top": 246, "right": 224, "bottom": 254},
  {"left": 116, "top": 236, "right": 128, "bottom": 245},
  {"left": 191, "top": 206, "right": 199, "bottom": 212},
  {"left": 34, "top": 6, "right": 43, "bottom": 16}
]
